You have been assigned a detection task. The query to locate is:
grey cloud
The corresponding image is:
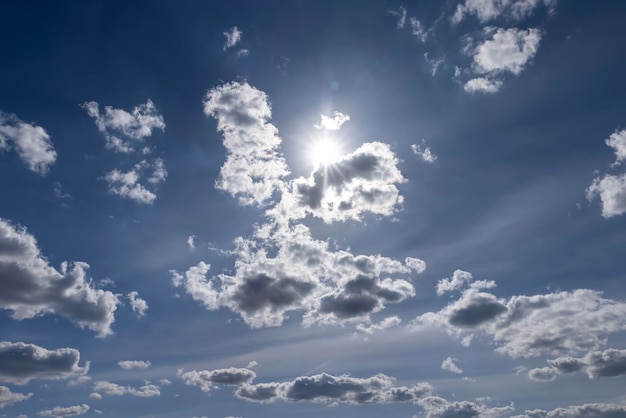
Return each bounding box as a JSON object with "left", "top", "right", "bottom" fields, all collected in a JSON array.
[
  {"left": 447, "top": 291, "right": 507, "bottom": 327},
  {"left": 418, "top": 395, "right": 514, "bottom": 418},
  {"left": 0, "top": 111, "right": 56, "bottom": 175},
  {"left": 547, "top": 357, "right": 584, "bottom": 374},
  {"left": 91, "top": 381, "right": 160, "bottom": 398},
  {"left": 223, "top": 26, "right": 242, "bottom": 50},
  {"left": 0, "top": 342, "right": 88, "bottom": 385},
  {"left": 511, "top": 403, "right": 626, "bottom": 418},
  {"left": 0, "top": 219, "right": 119, "bottom": 336},
  {"left": 528, "top": 367, "right": 558, "bottom": 382},
  {"left": 37, "top": 404, "right": 89, "bottom": 417},
  {"left": 178, "top": 368, "right": 256, "bottom": 392},
  {"left": 230, "top": 273, "right": 315, "bottom": 315},
  {"left": 235, "top": 382, "right": 279, "bottom": 402},
  {"left": 452, "top": 0, "right": 557, "bottom": 24},
  {"left": 0, "top": 386, "right": 32, "bottom": 409}
]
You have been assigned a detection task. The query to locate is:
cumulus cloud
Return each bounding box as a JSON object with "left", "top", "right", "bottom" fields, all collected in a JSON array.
[
  {"left": 0, "top": 219, "right": 120, "bottom": 337},
  {"left": 127, "top": 291, "right": 148, "bottom": 317},
  {"left": 529, "top": 348, "right": 626, "bottom": 382},
  {"left": 0, "top": 111, "right": 56, "bottom": 174},
  {"left": 452, "top": 0, "right": 557, "bottom": 24},
  {"left": 356, "top": 316, "right": 402, "bottom": 334},
  {"left": 0, "top": 342, "right": 89, "bottom": 385},
  {"left": 511, "top": 403, "right": 626, "bottom": 418},
  {"left": 314, "top": 112, "right": 350, "bottom": 131},
  {"left": 473, "top": 27, "right": 541, "bottom": 76},
  {"left": 411, "top": 140, "right": 437, "bottom": 163},
  {"left": 187, "top": 235, "right": 196, "bottom": 249},
  {"left": 118, "top": 360, "right": 151, "bottom": 370},
  {"left": 464, "top": 77, "right": 503, "bottom": 93},
  {"left": 587, "top": 172, "right": 626, "bottom": 218},
  {"left": 81, "top": 100, "right": 165, "bottom": 153},
  {"left": 0, "top": 386, "right": 32, "bottom": 409},
  {"left": 441, "top": 357, "right": 463, "bottom": 374},
  {"left": 103, "top": 159, "right": 166, "bottom": 204},
  {"left": 37, "top": 404, "right": 89, "bottom": 417},
  {"left": 528, "top": 366, "right": 558, "bottom": 382},
  {"left": 606, "top": 129, "right": 626, "bottom": 166},
  {"left": 91, "top": 381, "right": 160, "bottom": 398},
  {"left": 203, "top": 81, "right": 289, "bottom": 206},
  {"left": 178, "top": 367, "right": 257, "bottom": 392},
  {"left": 418, "top": 396, "right": 514, "bottom": 418},
  {"left": 223, "top": 26, "right": 242, "bottom": 50}
]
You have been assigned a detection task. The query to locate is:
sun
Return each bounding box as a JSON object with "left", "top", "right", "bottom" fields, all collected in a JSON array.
[{"left": 309, "top": 136, "right": 342, "bottom": 168}]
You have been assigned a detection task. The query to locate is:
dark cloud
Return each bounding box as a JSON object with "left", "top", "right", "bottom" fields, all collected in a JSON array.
[
  {"left": 447, "top": 291, "right": 507, "bottom": 327},
  {"left": 178, "top": 368, "right": 256, "bottom": 392},
  {"left": 511, "top": 403, "right": 626, "bottom": 418},
  {"left": 418, "top": 396, "right": 514, "bottom": 418},
  {"left": 0, "top": 342, "right": 88, "bottom": 385},
  {"left": 584, "top": 349, "right": 626, "bottom": 378},
  {"left": 547, "top": 357, "right": 584, "bottom": 374},
  {"left": 229, "top": 273, "right": 315, "bottom": 314},
  {"left": 235, "top": 383, "right": 279, "bottom": 402}
]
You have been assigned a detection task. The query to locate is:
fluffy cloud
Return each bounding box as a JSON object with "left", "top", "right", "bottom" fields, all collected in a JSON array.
[
  {"left": 203, "top": 81, "right": 289, "bottom": 206},
  {"left": 314, "top": 112, "right": 350, "bottom": 131},
  {"left": 127, "top": 291, "right": 148, "bottom": 317},
  {"left": 37, "top": 404, "right": 90, "bottom": 417},
  {"left": 528, "top": 366, "right": 558, "bottom": 382},
  {"left": 91, "top": 381, "right": 160, "bottom": 398},
  {"left": 223, "top": 26, "right": 242, "bottom": 50},
  {"left": 0, "top": 342, "right": 89, "bottom": 385},
  {"left": 587, "top": 173, "right": 626, "bottom": 218},
  {"left": 356, "top": 315, "right": 402, "bottom": 334},
  {"left": 0, "top": 386, "right": 32, "bottom": 409},
  {"left": 411, "top": 141, "right": 437, "bottom": 163},
  {"left": 414, "top": 272, "right": 626, "bottom": 358},
  {"left": 81, "top": 100, "right": 165, "bottom": 153},
  {"left": 511, "top": 403, "right": 626, "bottom": 418},
  {"left": 463, "top": 77, "right": 503, "bottom": 93},
  {"left": 0, "top": 111, "right": 56, "bottom": 174},
  {"left": 418, "top": 396, "right": 514, "bottom": 418},
  {"left": 473, "top": 27, "right": 541, "bottom": 75},
  {"left": 178, "top": 368, "right": 257, "bottom": 392},
  {"left": 0, "top": 219, "right": 120, "bottom": 337},
  {"left": 118, "top": 360, "right": 151, "bottom": 370},
  {"left": 441, "top": 357, "right": 463, "bottom": 374},
  {"left": 103, "top": 158, "right": 166, "bottom": 204},
  {"left": 606, "top": 129, "right": 626, "bottom": 165},
  {"left": 529, "top": 348, "right": 626, "bottom": 381},
  {"left": 452, "top": 0, "right": 557, "bottom": 24}
]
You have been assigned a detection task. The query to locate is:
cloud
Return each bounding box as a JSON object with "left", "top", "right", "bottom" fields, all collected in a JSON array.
[
  {"left": 288, "top": 141, "right": 406, "bottom": 223},
  {"left": 0, "top": 342, "right": 89, "bottom": 385},
  {"left": 103, "top": 158, "right": 166, "bottom": 204},
  {"left": 91, "top": 381, "right": 160, "bottom": 398},
  {"left": 203, "top": 81, "right": 289, "bottom": 206},
  {"left": 441, "top": 357, "right": 463, "bottom": 374},
  {"left": 410, "top": 18, "right": 428, "bottom": 43},
  {"left": 511, "top": 403, "right": 626, "bottom": 418},
  {"left": 413, "top": 272, "right": 626, "bottom": 358},
  {"left": 187, "top": 235, "right": 196, "bottom": 249},
  {"left": 418, "top": 396, "right": 514, "bottom": 418},
  {"left": 81, "top": 100, "right": 165, "bottom": 153},
  {"left": 0, "top": 386, "right": 32, "bottom": 409},
  {"left": 0, "top": 219, "right": 120, "bottom": 337},
  {"left": 118, "top": 360, "right": 151, "bottom": 370},
  {"left": 356, "top": 316, "right": 402, "bottom": 334},
  {"left": 606, "top": 129, "right": 626, "bottom": 166},
  {"left": 528, "top": 366, "right": 558, "bottom": 382},
  {"left": 178, "top": 367, "right": 256, "bottom": 392},
  {"left": 464, "top": 77, "right": 503, "bottom": 93},
  {"left": 223, "top": 26, "right": 242, "bottom": 50},
  {"left": 314, "top": 112, "right": 350, "bottom": 131},
  {"left": 37, "top": 404, "right": 90, "bottom": 417},
  {"left": 587, "top": 172, "right": 626, "bottom": 218},
  {"left": 127, "top": 291, "right": 148, "bottom": 317},
  {"left": 389, "top": 6, "right": 407, "bottom": 28},
  {"left": 436, "top": 270, "right": 474, "bottom": 295},
  {"left": 411, "top": 141, "right": 437, "bottom": 163},
  {"left": 529, "top": 348, "right": 626, "bottom": 382},
  {"left": 0, "top": 111, "right": 57, "bottom": 174},
  {"left": 53, "top": 182, "right": 71, "bottom": 199},
  {"left": 452, "top": 0, "right": 557, "bottom": 24},
  {"left": 473, "top": 27, "right": 541, "bottom": 76}
]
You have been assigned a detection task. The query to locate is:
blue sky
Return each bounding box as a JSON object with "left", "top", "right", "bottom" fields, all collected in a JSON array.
[{"left": 1, "top": 1, "right": 626, "bottom": 417}]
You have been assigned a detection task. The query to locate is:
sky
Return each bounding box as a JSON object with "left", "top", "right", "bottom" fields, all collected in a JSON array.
[{"left": 1, "top": 1, "right": 626, "bottom": 417}]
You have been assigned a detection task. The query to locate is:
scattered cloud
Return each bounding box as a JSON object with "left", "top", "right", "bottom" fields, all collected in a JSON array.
[
  {"left": 91, "top": 381, "right": 160, "bottom": 398},
  {"left": 463, "top": 76, "right": 503, "bottom": 93},
  {"left": 418, "top": 396, "right": 514, "bottom": 418},
  {"left": 452, "top": 0, "right": 557, "bottom": 24},
  {"left": 606, "top": 129, "right": 626, "bottom": 166},
  {"left": 410, "top": 18, "right": 428, "bottom": 42},
  {"left": 0, "top": 111, "right": 56, "bottom": 174},
  {"left": 53, "top": 182, "right": 71, "bottom": 199},
  {"left": 389, "top": 6, "right": 407, "bottom": 29},
  {"left": 587, "top": 173, "right": 626, "bottom": 218},
  {"left": 314, "top": 112, "right": 350, "bottom": 131},
  {"left": 127, "top": 291, "right": 148, "bottom": 317},
  {"left": 37, "top": 404, "right": 90, "bottom": 417},
  {"left": 472, "top": 27, "right": 541, "bottom": 76},
  {"left": 441, "top": 357, "right": 463, "bottom": 374},
  {"left": 118, "top": 360, "right": 151, "bottom": 370},
  {"left": 0, "top": 386, "right": 32, "bottom": 409},
  {"left": 424, "top": 53, "right": 445, "bottom": 76},
  {"left": 178, "top": 367, "right": 257, "bottom": 392},
  {"left": 529, "top": 348, "right": 626, "bottom": 382},
  {"left": 511, "top": 403, "right": 626, "bottom": 418},
  {"left": 356, "top": 316, "right": 402, "bottom": 334},
  {"left": 223, "top": 26, "right": 242, "bottom": 50},
  {"left": 0, "top": 342, "right": 89, "bottom": 385},
  {"left": 236, "top": 49, "right": 250, "bottom": 58},
  {"left": 411, "top": 140, "right": 437, "bottom": 163},
  {"left": 187, "top": 235, "right": 196, "bottom": 249},
  {"left": 0, "top": 219, "right": 120, "bottom": 337},
  {"left": 103, "top": 159, "right": 166, "bottom": 204}
]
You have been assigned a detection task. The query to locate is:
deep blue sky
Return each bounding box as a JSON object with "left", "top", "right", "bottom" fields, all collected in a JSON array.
[{"left": 2, "top": 1, "right": 626, "bottom": 417}]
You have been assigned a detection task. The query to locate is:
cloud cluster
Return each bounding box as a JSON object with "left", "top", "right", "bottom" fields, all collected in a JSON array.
[
  {"left": 441, "top": 357, "right": 463, "bottom": 374},
  {"left": 411, "top": 140, "right": 437, "bottom": 163},
  {"left": 511, "top": 403, "right": 626, "bottom": 418},
  {"left": 0, "top": 111, "right": 56, "bottom": 174},
  {"left": 118, "top": 360, "right": 151, "bottom": 370},
  {"left": 127, "top": 291, "right": 148, "bottom": 317},
  {"left": 418, "top": 396, "right": 514, "bottom": 418},
  {"left": 103, "top": 157, "right": 167, "bottom": 204},
  {"left": 37, "top": 404, "right": 90, "bottom": 417},
  {"left": 0, "top": 342, "right": 88, "bottom": 385},
  {"left": 452, "top": 0, "right": 556, "bottom": 24},
  {"left": 178, "top": 367, "right": 257, "bottom": 392},
  {"left": 0, "top": 219, "right": 120, "bottom": 337},
  {"left": 90, "top": 381, "right": 160, "bottom": 398},
  {"left": 587, "top": 129, "right": 626, "bottom": 218},
  {"left": 0, "top": 386, "right": 32, "bottom": 409},
  {"left": 223, "top": 26, "right": 242, "bottom": 50},
  {"left": 414, "top": 271, "right": 626, "bottom": 358},
  {"left": 528, "top": 348, "right": 626, "bottom": 381},
  {"left": 314, "top": 112, "right": 350, "bottom": 131}
]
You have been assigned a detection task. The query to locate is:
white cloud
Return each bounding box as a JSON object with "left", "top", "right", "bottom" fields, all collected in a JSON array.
[
  {"left": 410, "top": 18, "right": 428, "bottom": 42},
  {"left": 223, "top": 26, "right": 242, "bottom": 50},
  {"left": 91, "top": 381, "right": 160, "bottom": 398},
  {"left": 203, "top": 81, "right": 289, "bottom": 206},
  {"left": 424, "top": 53, "right": 445, "bottom": 77},
  {"left": 587, "top": 173, "right": 626, "bottom": 218},
  {"left": 389, "top": 6, "right": 407, "bottom": 28},
  {"left": 0, "top": 111, "right": 57, "bottom": 174},
  {"left": 473, "top": 27, "right": 542, "bottom": 76},
  {"left": 356, "top": 316, "right": 402, "bottom": 334},
  {"left": 314, "top": 112, "right": 350, "bottom": 131},
  {"left": 0, "top": 386, "right": 32, "bottom": 409},
  {"left": 606, "top": 129, "right": 626, "bottom": 165},
  {"left": 452, "top": 0, "right": 557, "bottom": 24},
  {"left": 236, "top": 49, "right": 250, "bottom": 58},
  {"left": 178, "top": 367, "right": 257, "bottom": 392},
  {"left": 37, "top": 404, "right": 89, "bottom": 417},
  {"left": 441, "top": 357, "right": 463, "bottom": 374},
  {"left": 464, "top": 77, "right": 503, "bottom": 93},
  {"left": 127, "top": 291, "right": 148, "bottom": 317},
  {"left": 0, "top": 219, "right": 120, "bottom": 337},
  {"left": 528, "top": 366, "right": 558, "bottom": 382},
  {"left": 528, "top": 348, "right": 626, "bottom": 382},
  {"left": 418, "top": 396, "right": 514, "bottom": 418},
  {"left": 187, "top": 235, "right": 196, "bottom": 249},
  {"left": 0, "top": 342, "right": 89, "bottom": 385},
  {"left": 511, "top": 403, "right": 626, "bottom": 418},
  {"left": 103, "top": 159, "right": 166, "bottom": 204},
  {"left": 411, "top": 141, "right": 437, "bottom": 163},
  {"left": 436, "top": 270, "right": 474, "bottom": 295},
  {"left": 118, "top": 360, "right": 151, "bottom": 370},
  {"left": 81, "top": 99, "right": 165, "bottom": 151}
]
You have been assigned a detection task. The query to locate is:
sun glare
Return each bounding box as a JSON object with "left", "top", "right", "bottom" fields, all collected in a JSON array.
[{"left": 310, "top": 137, "right": 342, "bottom": 168}]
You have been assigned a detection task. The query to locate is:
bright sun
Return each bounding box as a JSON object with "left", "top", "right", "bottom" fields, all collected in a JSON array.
[{"left": 310, "top": 137, "right": 342, "bottom": 168}]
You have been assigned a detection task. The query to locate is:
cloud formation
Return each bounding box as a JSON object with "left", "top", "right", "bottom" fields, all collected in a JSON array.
[
  {"left": 511, "top": 403, "right": 626, "bottom": 418},
  {"left": 411, "top": 141, "right": 437, "bottom": 163},
  {"left": 0, "top": 386, "right": 32, "bottom": 409},
  {"left": 37, "top": 404, "right": 90, "bottom": 417},
  {"left": 223, "top": 26, "right": 242, "bottom": 50},
  {"left": 441, "top": 357, "right": 463, "bottom": 374},
  {"left": 103, "top": 158, "right": 167, "bottom": 204},
  {"left": 0, "top": 219, "right": 120, "bottom": 337},
  {"left": 127, "top": 291, "right": 148, "bottom": 317},
  {"left": 118, "top": 360, "right": 151, "bottom": 370},
  {"left": 90, "top": 381, "right": 160, "bottom": 398},
  {"left": 0, "top": 111, "right": 56, "bottom": 174},
  {"left": 529, "top": 348, "right": 626, "bottom": 381},
  {"left": 178, "top": 367, "right": 257, "bottom": 392},
  {"left": 418, "top": 396, "right": 514, "bottom": 418},
  {"left": 0, "top": 342, "right": 89, "bottom": 385},
  {"left": 314, "top": 112, "right": 350, "bottom": 131},
  {"left": 452, "top": 0, "right": 557, "bottom": 24}
]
